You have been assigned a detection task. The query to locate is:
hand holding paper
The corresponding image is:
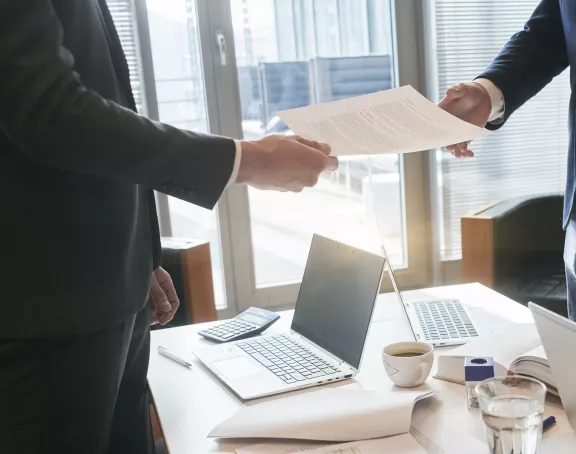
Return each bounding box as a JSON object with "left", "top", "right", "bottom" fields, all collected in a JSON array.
[{"left": 277, "top": 86, "right": 491, "bottom": 157}]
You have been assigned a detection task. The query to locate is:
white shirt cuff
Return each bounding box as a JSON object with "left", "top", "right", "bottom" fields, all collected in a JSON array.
[
  {"left": 228, "top": 140, "right": 243, "bottom": 186},
  {"left": 475, "top": 78, "right": 505, "bottom": 121}
]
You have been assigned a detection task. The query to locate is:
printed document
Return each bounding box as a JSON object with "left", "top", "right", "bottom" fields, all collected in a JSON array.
[
  {"left": 209, "top": 387, "right": 437, "bottom": 442},
  {"left": 277, "top": 86, "right": 491, "bottom": 156},
  {"left": 236, "top": 434, "right": 426, "bottom": 454}
]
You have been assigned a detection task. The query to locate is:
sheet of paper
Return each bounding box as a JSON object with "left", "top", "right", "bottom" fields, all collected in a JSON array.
[
  {"left": 296, "top": 434, "right": 426, "bottom": 454},
  {"left": 210, "top": 388, "right": 437, "bottom": 442},
  {"left": 236, "top": 440, "right": 330, "bottom": 454},
  {"left": 236, "top": 434, "right": 425, "bottom": 454},
  {"left": 277, "top": 86, "right": 491, "bottom": 156}
]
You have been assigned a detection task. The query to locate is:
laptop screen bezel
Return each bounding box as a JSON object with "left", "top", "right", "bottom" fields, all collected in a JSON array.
[
  {"left": 290, "top": 234, "right": 385, "bottom": 371},
  {"left": 376, "top": 231, "right": 418, "bottom": 342}
]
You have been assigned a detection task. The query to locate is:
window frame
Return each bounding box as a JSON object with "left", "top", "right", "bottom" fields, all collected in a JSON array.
[{"left": 201, "top": 0, "right": 434, "bottom": 312}]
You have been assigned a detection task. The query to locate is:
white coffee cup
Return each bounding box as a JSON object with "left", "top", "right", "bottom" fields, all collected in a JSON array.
[{"left": 382, "top": 341, "right": 434, "bottom": 388}]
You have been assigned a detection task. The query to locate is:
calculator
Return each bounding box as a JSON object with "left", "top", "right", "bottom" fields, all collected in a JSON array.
[{"left": 199, "top": 307, "right": 280, "bottom": 343}]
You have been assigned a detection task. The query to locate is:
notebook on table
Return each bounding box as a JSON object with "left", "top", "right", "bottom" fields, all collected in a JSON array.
[{"left": 434, "top": 323, "right": 556, "bottom": 393}]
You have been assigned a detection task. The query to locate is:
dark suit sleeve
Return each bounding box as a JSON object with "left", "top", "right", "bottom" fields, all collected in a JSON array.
[
  {"left": 0, "top": 0, "right": 235, "bottom": 210},
  {"left": 477, "top": 0, "right": 569, "bottom": 130}
]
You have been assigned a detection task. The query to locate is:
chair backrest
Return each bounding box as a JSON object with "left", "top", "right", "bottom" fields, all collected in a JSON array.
[
  {"left": 258, "top": 61, "right": 311, "bottom": 130},
  {"left": 237, "top": 65, "right": 261, "bottom": 121},
  {"left": 156, "top": 238, "right": 217, "bottom": 328},
  {"left": 310, "top": 55, "right": 393, "bottom": 104},
  {"left": 461, "top": 194, "right": 567, "bottom": 316}
]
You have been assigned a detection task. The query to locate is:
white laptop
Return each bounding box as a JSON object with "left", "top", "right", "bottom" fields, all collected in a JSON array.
[
  {"left": 529, "top": 302, "right": 576, "bottom": 432},
  {"left": 380, "top": 244, "right": 480, "bottom": 347},
  {"left": 192, "top": 234, "right": 385, "bottom": 400}
]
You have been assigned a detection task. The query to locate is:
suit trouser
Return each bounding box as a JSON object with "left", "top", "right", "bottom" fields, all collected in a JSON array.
[
  {"left": 0, "top": 303, "right": 154, "bottom": 454},
  {"left": 565, "top": 217, "right": 576, "bottom": 321}
]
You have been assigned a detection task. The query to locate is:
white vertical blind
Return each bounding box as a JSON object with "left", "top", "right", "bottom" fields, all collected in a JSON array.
[
  {"left": 106, "top": 0, "right": 146, "bottom": 114},
  {"left": 432, "top": 0, "right": 570, "bottom": 259}
]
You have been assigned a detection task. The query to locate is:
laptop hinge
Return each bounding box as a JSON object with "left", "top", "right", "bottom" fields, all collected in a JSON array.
[{"left": 289, "top": 330, "right": 358, "bottom": 373}]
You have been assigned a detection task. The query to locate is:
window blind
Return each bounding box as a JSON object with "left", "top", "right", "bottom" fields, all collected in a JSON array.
[
  {"left": 106, "top": 0, "right": 146, "bottom": 114},
  {"left": 433, "top": 0, "right": 570, "bottom": 260}
]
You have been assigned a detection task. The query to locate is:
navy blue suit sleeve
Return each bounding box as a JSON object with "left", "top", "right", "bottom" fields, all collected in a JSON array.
[{"left": 477, "top": 0, "right": 568, "bottom": 130}]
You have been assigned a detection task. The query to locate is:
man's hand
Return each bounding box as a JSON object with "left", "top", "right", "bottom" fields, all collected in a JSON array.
[
  {"left": 438, "top": 82, "right": 492, "bottom": 158},
  {"left": 149, "top": 267, "right": 180, "bottom": 326},
  {"left": 237, "top": 134, "right": 338, "bottom": 191}
]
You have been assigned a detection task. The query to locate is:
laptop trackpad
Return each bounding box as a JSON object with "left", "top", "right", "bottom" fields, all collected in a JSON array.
[{"left": 212, "top": 357, "right": 262, "bottom": 380}]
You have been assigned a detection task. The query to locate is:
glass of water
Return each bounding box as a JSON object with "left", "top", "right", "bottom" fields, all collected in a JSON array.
[{"left": 476, "top": 376, "right": 547, "bottom": 454}]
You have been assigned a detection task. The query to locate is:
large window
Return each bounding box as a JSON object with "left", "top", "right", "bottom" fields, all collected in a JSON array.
[
  {"left": 107, "top": 0, "right": 430, "bottom": 314},
  {"left": 431, "top": 0, "right": 570, "bottom": 260},
  {"left": 230, "top": 0, "right": 404, "bottom": 288}
]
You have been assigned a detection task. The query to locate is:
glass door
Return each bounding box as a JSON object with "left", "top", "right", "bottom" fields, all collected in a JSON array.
[{"left": 201, "top": 0, "right": 429, "bottom": 311}]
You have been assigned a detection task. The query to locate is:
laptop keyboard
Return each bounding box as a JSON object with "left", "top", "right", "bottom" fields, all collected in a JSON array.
[
  {"left": 415, "top": 300, "right": 479, "bottom": 341},
  {"left": 237, "top": 335, "right": 341, "bottom": 384}
]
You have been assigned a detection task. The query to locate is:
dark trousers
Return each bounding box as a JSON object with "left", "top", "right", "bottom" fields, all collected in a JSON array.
[
  {"left": 565, "top": 217, "right": 576, "bottom": 321},
  {"left": 0, "top": 304, "right": 154, "bottom": 454}
]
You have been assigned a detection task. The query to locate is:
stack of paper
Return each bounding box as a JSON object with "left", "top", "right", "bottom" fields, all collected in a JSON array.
[
  {"left": 278, "top": 85, "right": 491, "bottom": 157},
  {"left": 209, "top": 387, "right": 437, "bottom": 442}
]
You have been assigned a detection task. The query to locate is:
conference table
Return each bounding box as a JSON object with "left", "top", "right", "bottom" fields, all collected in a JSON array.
[{"left": 148, "top": 283, "right": 576, "bottom": 453}]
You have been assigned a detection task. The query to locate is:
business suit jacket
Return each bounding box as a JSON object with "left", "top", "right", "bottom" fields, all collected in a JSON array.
[
  {"left": 478, "top": 0, "right": 574, "bottom": 227},
  {"left": 0, "top": 0, "right": 236, "bottom": 338}
]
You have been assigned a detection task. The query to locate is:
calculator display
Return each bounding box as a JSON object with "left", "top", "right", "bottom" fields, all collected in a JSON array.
[{"left": 238, "top": 312, "right": 267, "bottom": 326}]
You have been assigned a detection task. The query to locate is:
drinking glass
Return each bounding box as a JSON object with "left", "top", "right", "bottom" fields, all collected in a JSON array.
[{"left": 476, "top": 376, "right": 546, "bottom": 454}]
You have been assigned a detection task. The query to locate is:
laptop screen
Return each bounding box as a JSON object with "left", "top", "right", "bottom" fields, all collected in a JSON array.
[{"left": 291, "top": 235, "right": 385, "bottom": 370}]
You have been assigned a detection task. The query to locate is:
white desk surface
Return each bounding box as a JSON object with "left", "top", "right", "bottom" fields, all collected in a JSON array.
[{"left": 148, "top": 283, "right": 576, "bottom": 454}]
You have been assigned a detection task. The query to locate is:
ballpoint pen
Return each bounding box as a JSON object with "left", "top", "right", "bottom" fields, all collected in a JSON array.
[
  {"left": 543, "top": 416, "right": 556, "bottom": 434},
  {"left": 158, "top": 346, "right": 192, "bottom": 368}
]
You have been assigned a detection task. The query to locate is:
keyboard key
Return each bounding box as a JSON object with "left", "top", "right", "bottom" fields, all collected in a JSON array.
[
  {"left": 310, "top": 371, "right": 325, "bottom": 378},
  {"left": 284, "top": 378, "right": 296, "bottom": 384},
  {"left": 290, "top": 372, "right": 306, "bottom": 381},
  {"left": 321, "top": 367, "right": 335, "bottom": 374},
  {"left": 302, "top": 371, "right": 313, "bottom": 377},
  {"left": 251, "top": 353, "right": 273, "bottom": 367}
]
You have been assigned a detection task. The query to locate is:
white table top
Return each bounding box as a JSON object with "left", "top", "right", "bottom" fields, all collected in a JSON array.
[{"left": 148, "top": 283, "right": 576, "bottom": 453}]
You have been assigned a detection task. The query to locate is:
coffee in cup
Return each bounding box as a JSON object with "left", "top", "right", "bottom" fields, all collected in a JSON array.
[{"left": 382, "top": 341, "right": 434, "bottom": 388}]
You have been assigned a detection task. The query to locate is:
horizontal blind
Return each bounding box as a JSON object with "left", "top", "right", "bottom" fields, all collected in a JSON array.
[
  {"left": 433, "top": 0, "right": 570, "bottom": 260},
  {"left": 106, "top": 0, "right": 146, "bottom": 114}
]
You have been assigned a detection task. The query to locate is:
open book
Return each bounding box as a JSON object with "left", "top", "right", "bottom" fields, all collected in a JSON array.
[{"left": 435, "top": 323, "right": 556, "bottom": 392}]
